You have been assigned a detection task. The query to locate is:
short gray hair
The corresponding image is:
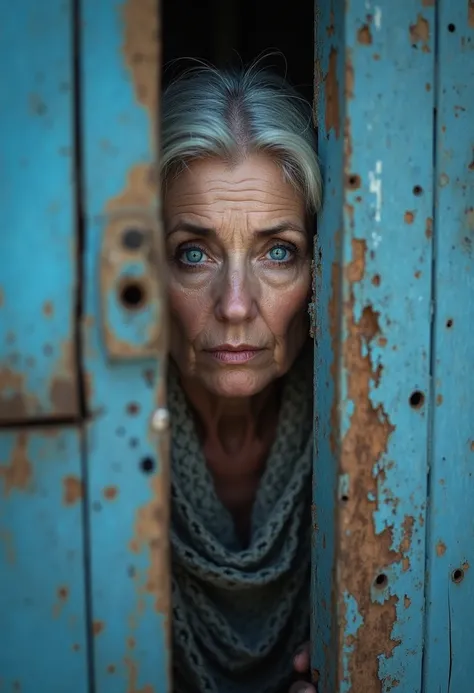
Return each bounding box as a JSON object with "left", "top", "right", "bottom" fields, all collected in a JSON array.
[{"left": 161, "top": 64, "right": 322, "bottom": 214}]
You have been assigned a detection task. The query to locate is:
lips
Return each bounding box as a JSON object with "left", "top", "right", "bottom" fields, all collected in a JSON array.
[{"left": 205, "top": 344, "right": 265, "bottom": 364}]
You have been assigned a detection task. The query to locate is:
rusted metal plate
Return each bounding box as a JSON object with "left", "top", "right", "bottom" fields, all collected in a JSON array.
[
  {"left": 0, "top": 427, "right": 88, "bottom": 692},
  {"left": 313, "top": 1, "right": 435, "bottom": 690},
  {"left": 80, "top": 0, "right": 170, "bottom": 690},
  {"left": 0, "top": 2, "right": 79, "bottom": 422},
  {"left": 422, "top": 2, "right": 474, "bottom": 691},
  {"left": 99, "top": 198, "right": 165, "bottom": 361}
]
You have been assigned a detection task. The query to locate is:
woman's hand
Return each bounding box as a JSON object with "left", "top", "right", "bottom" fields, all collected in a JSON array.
[{"left": 289, "top": 642, "right": 316, "bottom": 693}]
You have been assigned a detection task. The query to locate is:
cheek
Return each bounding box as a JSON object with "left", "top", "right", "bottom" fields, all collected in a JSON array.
[
  {"left": 168, "top": 282, "right": 211, "bottom": 341},
  {"left": 260, "top": 273, "right": 311, "bottom": 337}
]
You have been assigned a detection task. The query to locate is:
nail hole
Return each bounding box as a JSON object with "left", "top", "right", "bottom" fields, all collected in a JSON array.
[
  {"left": 341, "top": 494, "right": 349, "bottom": 502},
  {"left": 347, "top": 174, "right": 361, "bottom": 189},
  {"left": 409, "top": 391, "right": 425, "bottom": 409},
  {"left": 413, "top": 185, "right": 423, "bottom": 196},
  {"left": 448, "top": 23, "right": 456, "bottom": 32},
  {"left": 374, "top": 573, "right": 388, "bottom": 589},
  {"left": 446, "top": 318, "right": 453, "bottom": 328},
  {"left": 452, "top": 568, "right": 464, "bottom": 583},
  {"left": 122, "top": 228, "right": 146, "bottom": 250},
  {"left": 119, "top": 280, "right": 147, "bottom": 310},
  {"left": 140, "top": 456, "right": 155, "bottom": 474},
  {"left": 127, "top": 402, "right": 140, "bottom": 415}
]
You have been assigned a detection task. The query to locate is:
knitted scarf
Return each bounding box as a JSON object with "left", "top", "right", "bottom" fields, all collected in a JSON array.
[{"left": 169, "top": 347, "right": 313, "bottom": 693}]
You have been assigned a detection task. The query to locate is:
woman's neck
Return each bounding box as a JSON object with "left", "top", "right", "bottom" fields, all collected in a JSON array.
[{"left": 180, "top": 376, "right": 281, "bottom": 458}]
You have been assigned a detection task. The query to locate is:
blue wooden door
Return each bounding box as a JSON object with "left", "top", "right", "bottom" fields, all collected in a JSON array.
[
  {"left": 313, "top": 0, "right": 474, "bottom": 691},
  {"left": 0, "top": 1, "right": 171, "bottom": 691}
]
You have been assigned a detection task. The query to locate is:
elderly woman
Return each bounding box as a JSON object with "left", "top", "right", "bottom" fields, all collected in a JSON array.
[{"left": 162, "top": 63, "right": 321, "bottom": 693}]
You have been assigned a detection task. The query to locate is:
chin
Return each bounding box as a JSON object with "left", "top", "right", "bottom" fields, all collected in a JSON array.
[{"left": 203, "top": 367, "right": 275, "bottom": 398}]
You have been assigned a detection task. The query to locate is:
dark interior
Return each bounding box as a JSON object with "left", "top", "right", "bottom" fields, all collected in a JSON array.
[{"left": 162, "top": 0, "right": 314, "bottom": 103}]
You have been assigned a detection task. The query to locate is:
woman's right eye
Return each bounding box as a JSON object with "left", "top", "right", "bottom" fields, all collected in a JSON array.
[{"left": 178, "top": 246, "right": 208, "bottom": 266}]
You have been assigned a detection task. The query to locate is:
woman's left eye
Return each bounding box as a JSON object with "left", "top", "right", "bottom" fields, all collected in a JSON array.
[{"left": 266, "top": 245, "right": 294, "bottom": 263}]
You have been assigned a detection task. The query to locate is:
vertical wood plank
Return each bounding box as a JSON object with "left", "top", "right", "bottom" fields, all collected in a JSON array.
[
  {"left": 0, "top": 1, "right": 79, "bottom": 421},
  {"left": 0, "top": 428, "right": 89, "bottom": 692},
  {"left": 422, "top": 2, "right": 474, "bottom": 691},
  {"left": 313, "top": 2, "right": 436, "bottom": 690},
  {"left": 80, "top": 0, "right": 170, "bottom": 691}
]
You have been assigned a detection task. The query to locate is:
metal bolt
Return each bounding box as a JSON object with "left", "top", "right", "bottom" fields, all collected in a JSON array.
[{"left": 151, "top": 407, "right": 170, "bottom": 432}]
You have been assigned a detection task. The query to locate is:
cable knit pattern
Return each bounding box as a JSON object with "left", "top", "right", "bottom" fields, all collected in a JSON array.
[{"left": 169, "top": 350, "right": 313, "bottom": 693}]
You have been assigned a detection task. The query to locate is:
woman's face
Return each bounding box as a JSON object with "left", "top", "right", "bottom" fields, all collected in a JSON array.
[{"left": 164, "top": 153, "right": 311, "bottom": 398}]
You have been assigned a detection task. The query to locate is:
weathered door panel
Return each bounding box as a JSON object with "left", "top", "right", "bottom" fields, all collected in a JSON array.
[
  {"left": 0, "top": 428, "right": 89, "bottom": 692},
  {"left": 422, "top": 5, "right": 474, "bottom": 692},
  {"left": 80, "top": 0, "right": 170, "bottom": 690},
  {"left": 0, "top": 2, "right": 79, "bottom": 422},
  {"left": 313, "top": 1, "right": 435, "bottom": 691}
]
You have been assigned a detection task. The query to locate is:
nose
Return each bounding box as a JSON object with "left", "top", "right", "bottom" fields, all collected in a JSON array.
[{"left": 214, "top": 264, "right": 258, "bottom": 324}]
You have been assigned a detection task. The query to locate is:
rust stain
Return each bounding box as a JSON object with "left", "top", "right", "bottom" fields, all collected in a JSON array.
[
  {"left": 132, "top": 470, "right": 170, "bottom": 615},
  {"left": 124, "top": 657, "right": 155, "bottom": 693},
  {"left": 372, "top": 274, "right": 381, "bottom": 287},
  {"left": 53, "top": 585, "right": 69, "bottom": 618},
  {"left": 0, "top": 433, "right": 32, "bottom": 495},
  {"left": 404, "top": 211, "right": 415, "bottom": 224},
  {"left": 0, "top": 368, "right": 39, "bottom": 421},
  {"left": 0, "top": 287, "right": 4, "bottom": 307},
  {"left": 409, "top": 15, "right": 431, "bottom": 51},
  {"left": 466, "top": 207, "right": 474, "bottom": 230},
  {"left": 422, "top": 0, "right": 435, "bottom": 4},
  {"left": 358, "top": 24, "right": 373, "bottom": 44},
  {"left": 63, "top": 476, "right": 83, "bottom": 505},
  {"left": 122, "top": 0, "right": 160, "bottom": 118},
  {"left": 436, "top": 540, "right": 447, "bottom": 556},
  {"left": 337, "top": 238, "right": 406, "bottom": 689},
  {"left": 42, "top": 300, "right": 54, "bottom": 317},
  {"left": 325, "top": 48, "right": 340, "bottom": 138},
  {"left": 103, "top": 485, "right": 118, "bottom": 500},
  {"left": 49, "top": 340, "right": 78, "bottom": 416},
  {"left": 425, "top": 218, "right": 433, "bottom": 239},
  {"left": 345, "top": 53, "right": 354, "bottom": 101},
  {"left": 107, "top": 664, "right": 116, "bottom": 674},
  {"left": 436, "top": 394, "right": 443, "bottom": 406},
  {"left": 469, "top": 1, "right": 474, "bottom": 28},
  {"left": 93, "top": 620, "right": 105, "bottom": 636}
]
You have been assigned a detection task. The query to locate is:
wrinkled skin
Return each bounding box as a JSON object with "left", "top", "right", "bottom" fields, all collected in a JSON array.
[{"left": 164, "top": 154, "right": 315, "bottom": 689}]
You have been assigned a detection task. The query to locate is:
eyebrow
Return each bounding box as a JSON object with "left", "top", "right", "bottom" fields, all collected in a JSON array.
[{"left": 166, "top": 221, "right": 306, "bottom": 238}]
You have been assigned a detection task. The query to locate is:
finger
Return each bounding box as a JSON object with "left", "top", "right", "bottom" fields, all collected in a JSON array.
[
  {"left": 288, "top": 682, "right": 316, "bottom": 693},
  {"left": 293, "top": 642, "right": 310, "bottom": 673}
]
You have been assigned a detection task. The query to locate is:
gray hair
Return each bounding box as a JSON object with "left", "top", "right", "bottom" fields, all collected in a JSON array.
[{"left": 160, "top": 64, "right": 322, "bottom": 214}]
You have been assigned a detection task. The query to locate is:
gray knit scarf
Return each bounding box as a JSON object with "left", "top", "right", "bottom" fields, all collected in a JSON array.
[{"left": 169, "top": 347, "right": 313, "bottom": 693}]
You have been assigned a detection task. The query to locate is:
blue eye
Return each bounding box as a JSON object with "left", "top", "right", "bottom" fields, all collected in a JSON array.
[
  {"left": 180, "top": 247, "right": 207, "bottom": 265},
  {"left": 267, "top": 245, "right": 292, "bottom": 263}
]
